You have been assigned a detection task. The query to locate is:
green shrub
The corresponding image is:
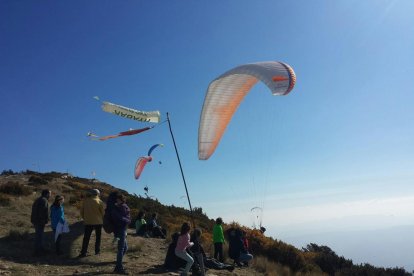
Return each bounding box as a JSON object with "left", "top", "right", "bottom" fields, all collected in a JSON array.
[{"left": 0, "top": 182, "right": 32, "bottom": 196}]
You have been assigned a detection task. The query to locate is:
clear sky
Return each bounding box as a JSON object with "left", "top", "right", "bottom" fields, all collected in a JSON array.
[{"left": 1, "top": 0, "right": 414, "bottom": 270}]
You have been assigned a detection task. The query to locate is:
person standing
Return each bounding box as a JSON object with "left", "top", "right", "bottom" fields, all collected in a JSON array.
[
  {"left": 175, "top": 222, "right": 194, "bottom": 276},
  {"left": 213, "top": 217, "right": 225, "bottom": 262},
  {"left": 50, "top": 195, "right": 65, "bottom": 255},
  {"left": 111, "top": 194, "right": 131, "bottom": 274},
  {"left": 79, "top": 189, "right": 104, "bottom": 257},
  {"left": 31, "top": 189, "right": 51, "bottom": 255}
]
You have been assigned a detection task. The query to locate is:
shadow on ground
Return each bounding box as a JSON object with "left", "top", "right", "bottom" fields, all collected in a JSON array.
[{"left": 0, "top": 221, "right": 110, "bottom": 267}]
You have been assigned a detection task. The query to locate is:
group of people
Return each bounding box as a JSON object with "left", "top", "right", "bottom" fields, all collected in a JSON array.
[
  {"left": 164, "top": 217, "right": 253, "bottom": 276},
  {"left": 31, "top": 189, "right": 66, "bottom": 255},
  {"left": 30, "top": 188, "right": 131, "bottom": 275},
  {"left": 214, "top": 217, "right": 253, "bottom": 267},
  {"left": 135, "top": 211, "right": 167, "bottom": 239},
  {"left": 31, "top": 189, "right": 254, "bottom": 276}
]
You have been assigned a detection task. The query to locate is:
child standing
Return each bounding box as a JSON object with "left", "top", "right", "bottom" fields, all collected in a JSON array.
[
  {"left": 213, "top": 217, "right": 225, "bottom": 262},
  {"left": 175, "top": 222, "right": 194, "bottom": 276}
]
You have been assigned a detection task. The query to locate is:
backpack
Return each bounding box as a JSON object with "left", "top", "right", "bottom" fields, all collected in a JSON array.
[{"left": 103, "top": 191, "right": 118, "bottom": 234}]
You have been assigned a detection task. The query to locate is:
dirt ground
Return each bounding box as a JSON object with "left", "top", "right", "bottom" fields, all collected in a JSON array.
[
  {"left": 0, "top": 228, "right": 263, "bottom": 276},
  {"left": 0, "top": 174, "right": 265, "bottom": 275}
]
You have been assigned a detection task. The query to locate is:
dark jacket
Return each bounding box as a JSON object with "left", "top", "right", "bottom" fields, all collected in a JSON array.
[
  {"left": 228, "top": 229, "right": 247, "bottom": 260},
  {"left": 31, "top": 196, "right": 49, "bottom": 225},
  {"left": 190, "top": 233, "right": 206, "bottom": 258},
  {"left": 111, "top": 203, "right": 131, "bottom": 233}
]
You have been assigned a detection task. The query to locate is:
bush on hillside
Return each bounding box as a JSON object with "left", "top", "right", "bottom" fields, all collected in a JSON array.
[
  {"left": 1, "top": 169, "right": 16, "bottom": 176},
  {"left": 0, "top": 194, "right": 11, "bottom": 206},
  {"left": 28, "top": 175, "right": 48, "bottom": 185},
  {"left": 0, "top": 181, "right": 32, "bottom": 196}
]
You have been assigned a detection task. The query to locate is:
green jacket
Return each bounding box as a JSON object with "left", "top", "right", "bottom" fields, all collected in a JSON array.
[{"left": 213, "top": 224, "right": 225, "bottom": 243}]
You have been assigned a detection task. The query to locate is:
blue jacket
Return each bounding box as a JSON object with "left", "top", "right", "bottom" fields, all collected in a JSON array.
[{"left": 50, "top": 205, "right": 65, "bottom": 230}]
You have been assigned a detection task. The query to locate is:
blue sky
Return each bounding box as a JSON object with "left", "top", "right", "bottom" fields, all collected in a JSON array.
[{"left": 1, "top": 0, "right": 414, "bottom": 270}]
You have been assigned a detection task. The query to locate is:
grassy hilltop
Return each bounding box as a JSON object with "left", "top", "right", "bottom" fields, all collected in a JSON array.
[{"left": 0, "top": 170, "right": 411, "bottom": 276}]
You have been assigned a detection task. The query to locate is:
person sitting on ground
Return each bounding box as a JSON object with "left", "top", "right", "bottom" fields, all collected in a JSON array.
[
  {"left": 164, "top": 232, "right": 187, "bottom": 270},
  {"left": 228, "top": 228, "right": 253, "bottom": 267},
  {"left": 190, "top": 228, "right": 235, "bottom": 273},
  {"left": 241, "top": 230, "right": 250, "bottom": 266},
  {"left": 147, "top": 213, "right": 166, "bottom": 238},
  {"left": 175, "top": 222, "right": 194, "bottom": 276},
  {"left": 190, "top": 228, "right": 206, "bottom": 276},
  {"left": 135, "top": 211, "right": 148, "bottom": 237}
]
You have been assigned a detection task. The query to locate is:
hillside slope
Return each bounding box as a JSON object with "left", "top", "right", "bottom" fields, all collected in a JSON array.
[
  {"left": 0, "top": 172, "right": 264, "bottom": 276},
  {"left": 1, "top": 171, "right": 411, "bottom": 276}
]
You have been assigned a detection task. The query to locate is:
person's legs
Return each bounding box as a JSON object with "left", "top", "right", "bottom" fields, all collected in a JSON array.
[
  {"left": 115, "top": 229, "right": 127, "bottom": 271},
  {"left": 238, "top": 252, "right": 253, "bottom": 263},
  {"left": 34, "top": 224, "right": 45, "bottom": 253},
  {"left": 195, "top": 253, "right": 205, "bottom": 276},
  {"left": 80, "top": 225, "right": 93, "bottom": 255},
  {"left": 217, "top": 243, "right": 224, "bottom": 262},
  {"left": 213, "top": 243, "right": 219, "bottom": 260},
  {"left": 95, "top": 225, "right": 102, "bottom": 254},
  {"left": 175, "top": 250, "right": 194, "bottom": 274},
  {"left": 55, "top": 233, "right": 62, "bottom": 255}
]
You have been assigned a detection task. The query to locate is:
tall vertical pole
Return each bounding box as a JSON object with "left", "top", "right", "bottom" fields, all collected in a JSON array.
[{"left": 166, "top": 112, "right": 195, "bottom": 227}]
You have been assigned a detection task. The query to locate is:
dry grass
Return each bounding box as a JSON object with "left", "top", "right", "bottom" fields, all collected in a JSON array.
[{"left": 252, "top": 255, "right": 293, "bottom": 276}]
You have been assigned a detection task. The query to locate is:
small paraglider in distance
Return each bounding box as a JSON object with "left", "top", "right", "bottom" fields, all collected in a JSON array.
[
  {"left": 250, "top": 206, "right": 263, "bottom": 230},
  {"left": 134, "top": 156, "right": 152, "bottom": 180},
  {"left": 198, "top": 61, "right": 296, "bottom": 160},
  {"left": 87, "top": 131, "right": 99, "bottom": 138},
  {"left": 134, "top": 144, "right": 164, "bottom": 180}
]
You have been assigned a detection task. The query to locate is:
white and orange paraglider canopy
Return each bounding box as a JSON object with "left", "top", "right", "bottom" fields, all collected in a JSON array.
[{"left": 198, "top": 61, "right": 296, "bottom": 160}]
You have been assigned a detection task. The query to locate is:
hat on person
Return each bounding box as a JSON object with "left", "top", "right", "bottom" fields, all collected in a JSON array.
[{"left": 90, "top": 189, "right": 100, "bottom": 196}]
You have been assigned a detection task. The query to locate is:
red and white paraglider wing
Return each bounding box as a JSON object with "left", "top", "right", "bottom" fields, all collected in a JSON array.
[{"left": 134, "top": 156, "right": 153, "bottom": 180}]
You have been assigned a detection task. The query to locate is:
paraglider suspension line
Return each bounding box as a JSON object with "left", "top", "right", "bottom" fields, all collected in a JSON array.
[{"left": 166, "top": 112, "right": 195, "bottom": 228}]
